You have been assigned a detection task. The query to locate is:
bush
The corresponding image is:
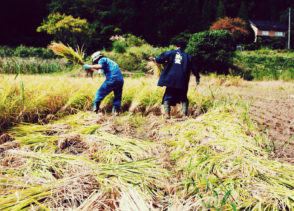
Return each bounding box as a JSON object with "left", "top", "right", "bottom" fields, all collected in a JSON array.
[
  {"left": 124, "top": 34, "right": 146, "bottom": 47},
  {"left": 210, "top": 17, "right": 250, "bottom": 44},
  {"left": 186, "top": 30, "right": 235, "bottom": 74},
  {"left": 242, "top": 37, "right": 262, "bottom": 50},
  {"left": 170, "top": 32, "right": 192, "bottom": 49},
  {"left": 106, "top": 42, "right": 174, "bottom": 72},
  {"left": 243, "top": 37, "right": 287, "bottom": 50},
  {"left": 0, "top": 46, "right": 14, "bottom": 57},
  {"left": 0, "top": 45, "right": 57, "bottom": 59},
  {"left": 262, "top": 37, "right": 286, "bottom": 49},
  {"left": 112, "top": 41, "right": 127, "bottom": 53}
]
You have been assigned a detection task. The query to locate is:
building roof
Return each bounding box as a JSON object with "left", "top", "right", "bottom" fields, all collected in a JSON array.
[{"left": 250, "top": 20, "right": 288, "bottom": 31}]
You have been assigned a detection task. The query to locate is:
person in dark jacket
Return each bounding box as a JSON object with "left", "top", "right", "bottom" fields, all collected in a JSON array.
[
  {"left": 149, "top": 41, "right": 200, "bottom": 118},
  {"left": 83, "top": 51, "right": 124, "bottom": 115}
]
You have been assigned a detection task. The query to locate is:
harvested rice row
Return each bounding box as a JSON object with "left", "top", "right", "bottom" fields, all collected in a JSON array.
[{"left": 165, "top": 103, "right": 294, "bottom": 210}]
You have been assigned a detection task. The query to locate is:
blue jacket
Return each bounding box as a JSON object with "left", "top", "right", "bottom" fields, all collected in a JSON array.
[
  {"left": 97, "top": 57, "right": 124, "bottom": 83},
  {"left": 155, "top": 49, "right": 199, "bottom": 89}
]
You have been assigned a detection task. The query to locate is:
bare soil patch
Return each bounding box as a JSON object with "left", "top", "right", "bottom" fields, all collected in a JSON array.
[{"left": 250, "top": 97, "right": 294, "bottom": 161}]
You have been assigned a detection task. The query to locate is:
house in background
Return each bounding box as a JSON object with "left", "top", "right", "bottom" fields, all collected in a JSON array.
[{"left": 249, "top": 20, "right": 288, "bottom": 42}]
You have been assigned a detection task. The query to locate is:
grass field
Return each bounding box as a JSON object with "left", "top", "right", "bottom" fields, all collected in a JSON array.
[
  {"left": 1, "top": 44, "right": 294, "bottom": 210},
  {"left": 1, "top": 72, "right": 294, "bottom": 210}
]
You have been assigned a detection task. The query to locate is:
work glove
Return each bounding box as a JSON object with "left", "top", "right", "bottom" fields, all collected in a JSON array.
[
  {"left": 196, "top": 78, "right": 200, "bottom": 85},
  {"left": 83, "top": 64, "right": 91, "bottom": 70}
]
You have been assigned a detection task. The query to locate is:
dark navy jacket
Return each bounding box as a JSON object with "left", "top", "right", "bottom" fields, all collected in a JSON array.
[{"left": 155, "top": 49, "right": 199, "bottom": 90}]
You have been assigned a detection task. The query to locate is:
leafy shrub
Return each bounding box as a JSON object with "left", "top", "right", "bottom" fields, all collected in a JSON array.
[
  {"left": 0, "top": 46, "right": 14, "bottom": 57},
  {"left": 243, "top": 37, "right": 287, "bottom": 50},
  {"left": 262, "top": 37, "right": 286, "bottom": 49},
  {"left": 186, "top": 30, "right": 235, "bottom": 74},
  {"left": 112, "top": 41, "right": 127, "bottom": 53},
  {"left": 210, "top": 17, "right": 250, "bottom": 44},
  {"left": 0, "top": 45, "right": 57, "bottom": 59},
  {"left": 124, "top": 34, "right": 146, "bottom": 47},
  {"left": 105, "top": 42, "right": 174, "bottom": 72},
  {"left": 242, "top": 37, "right": 262, "bottom": 50},
  {"left": 170, "top": 32, "right": 192, "bottom": 47},
  {"left": 14, "top": 45, "right": 31, "bottom": 57}
]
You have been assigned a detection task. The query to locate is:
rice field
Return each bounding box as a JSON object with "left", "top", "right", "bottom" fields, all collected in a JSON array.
[
  {"left": 0, "top": 74, "right": 213, "bottom": 133},
  {"left": 1, "top": 74, "right": 294, "bottom": 210}
]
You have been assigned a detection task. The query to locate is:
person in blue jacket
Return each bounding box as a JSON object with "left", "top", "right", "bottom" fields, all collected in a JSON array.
[
  {"left": 149, "top": 41, "right": 200, "bottom": 118},
  {"left": 83, "top": 51, "right": 124, "bottom": 115}
]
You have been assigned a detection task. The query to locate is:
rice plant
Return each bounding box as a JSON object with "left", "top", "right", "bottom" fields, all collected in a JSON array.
[
  {"left": 0, "top": 57, "right": 66, "bottom": 74},
  {"left": 48, "top": 42, "right": 85, "bottom": 65},
  {"left": 1, "top": 85, "right": 294, "bottom": 209}
]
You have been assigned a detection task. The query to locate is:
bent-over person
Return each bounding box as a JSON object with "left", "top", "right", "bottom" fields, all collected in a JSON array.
[{"left": 83, "top": 51, "right": 124, "bottom": 115}]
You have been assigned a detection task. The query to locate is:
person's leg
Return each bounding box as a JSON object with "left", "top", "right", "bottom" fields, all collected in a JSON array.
[
  {"left": 163, "top": 100, "right": 171, "bottom": 118},
  {"left": 181, "top": 89, "right": 189, "bottom": 116},
  {"left": 112, "top": 81, "right": 123, "bottom": 115},
  {"left": 162, "top": 87, "right": 174, "bottom": 119},
  {"left": 93, "top": 81, "right": 112, "bottom": 113},
  {"left": 182, "top": 100, "right": 189, "bottom": 116}
]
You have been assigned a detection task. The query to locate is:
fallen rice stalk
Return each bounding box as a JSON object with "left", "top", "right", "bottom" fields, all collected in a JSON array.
[
  {"left": 165, "top": 104, "right": 294, "bottom": 210},
  {"left": 1, "top": 149, "right": 169, "bottom": 209}
]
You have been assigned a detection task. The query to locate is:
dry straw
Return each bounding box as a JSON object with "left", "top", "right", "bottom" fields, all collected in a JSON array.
[
  {"left": 48, "top": 42, "right": 85, "bottom": 65},
  {"left": 147, "top": 61, "right": 163, "bottom": 78}
]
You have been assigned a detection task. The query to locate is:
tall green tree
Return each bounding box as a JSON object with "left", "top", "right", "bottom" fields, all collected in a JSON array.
[
  {"left": 237, "top": 1, "right": 248, "bottom": 20},
  {"left": 202, "top": 0, "right": 216, "bottom": 29},
  {"left": 37, "top": 13, "right": 92, "bottom": 48},
  {"left": 216, "top": 0, "right": 226, "bottom": 19}
]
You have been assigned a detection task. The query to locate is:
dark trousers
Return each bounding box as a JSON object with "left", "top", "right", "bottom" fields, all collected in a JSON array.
[
  {"left": 93, "top": 80, "right": 124, "bottom": 107},
  {"left": 162, "top": 87, "right": 188, "bottom": 106}
]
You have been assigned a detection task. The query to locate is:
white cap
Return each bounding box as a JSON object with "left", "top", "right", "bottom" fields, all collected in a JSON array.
[{"left": 91, "top": 51, "right": 103, "bottom": 63}]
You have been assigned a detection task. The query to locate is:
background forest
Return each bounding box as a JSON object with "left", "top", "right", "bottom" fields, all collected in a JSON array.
[{"left": 1, "top": 0, "right": 294, "bottom": 50}]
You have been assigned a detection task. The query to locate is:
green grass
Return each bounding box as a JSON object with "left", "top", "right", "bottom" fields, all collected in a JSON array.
[
  {"left": 233, "top": 50, "right": 294, "bottom": 81},
  {"left": 0, "top": 57, "right": 70, "bottom": 74}
]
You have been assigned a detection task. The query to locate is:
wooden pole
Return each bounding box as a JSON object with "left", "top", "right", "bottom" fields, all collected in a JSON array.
[{"left": 288, "top": 7, "right": 291, "bottom": 49}]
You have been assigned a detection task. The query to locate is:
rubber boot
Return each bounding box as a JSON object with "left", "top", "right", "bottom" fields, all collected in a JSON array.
[
  {"left": 93, "top": 102, "right": 100, "bottom": 113},
  {"left": 112, "top": 105, "right": 120, "bottom": 116},
  {"left": 182, "top": 101, "right": 189, "bottom": 116},
  {"left": 163, "top": 101, "right": 171, "bottom": 119}
]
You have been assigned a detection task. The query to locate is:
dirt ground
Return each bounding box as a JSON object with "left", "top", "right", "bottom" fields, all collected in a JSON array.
[
  {"left": 220, "top": 80, "right": 294, "bottom": 163},
  {"left": 250, "top": 97, "right": 294, "bottom": 161}
]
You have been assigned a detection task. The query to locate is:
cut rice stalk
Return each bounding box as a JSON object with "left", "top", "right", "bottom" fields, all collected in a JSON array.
[{"left": 48, "top": 42, "right": 85, "bottom": 65}]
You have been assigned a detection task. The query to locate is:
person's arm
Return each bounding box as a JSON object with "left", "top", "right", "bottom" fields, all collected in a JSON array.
[
  {"left": 191, "top": 59, "right": 200, "bottom": 85},
  {"left": 83, "top": 64, "right": 102, "bottom": 70},
  {"left": 149, "top": 51, "right": 171, "bottom": 64}
]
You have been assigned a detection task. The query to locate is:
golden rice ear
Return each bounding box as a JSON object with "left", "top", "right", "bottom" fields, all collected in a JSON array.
[
  {"left": 147, "top": 61, "right": 163, "bottom": 78},
  {"left": 48, "top": 42, "right": 85, "bottom": 65}
]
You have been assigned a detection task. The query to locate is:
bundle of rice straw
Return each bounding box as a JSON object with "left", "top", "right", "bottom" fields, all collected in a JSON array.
[
  {"left": 147, "top": 61, "right": 163, "bottom": 78},
  {"left": 49, "top": 42, "right": 85, "bottom": 65}
]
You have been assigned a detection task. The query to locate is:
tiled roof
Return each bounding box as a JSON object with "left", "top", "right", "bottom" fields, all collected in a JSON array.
[{"left": 250, "top": 20, "right": 288, "bottom": 31}]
